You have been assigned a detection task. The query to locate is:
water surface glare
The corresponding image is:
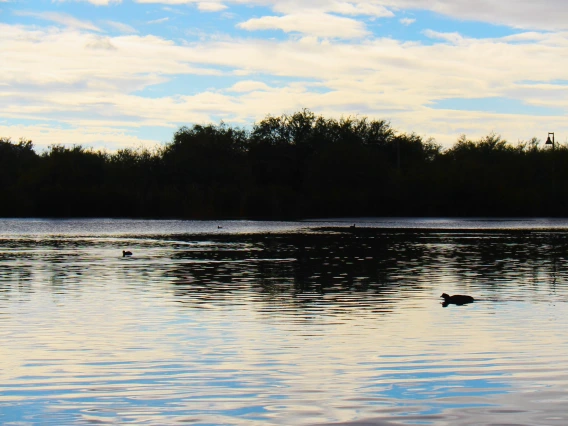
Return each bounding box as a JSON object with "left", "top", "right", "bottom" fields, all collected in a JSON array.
[{"left": 1, "top": 219, "right": 568, "bottom": 425}]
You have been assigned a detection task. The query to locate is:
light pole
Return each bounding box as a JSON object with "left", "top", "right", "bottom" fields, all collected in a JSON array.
[
  {"left": 546, "top": 132, "right": 556, "bottom": 192},
  {"left": 546, "top": 132, "right": 555, "bottom": 149}
]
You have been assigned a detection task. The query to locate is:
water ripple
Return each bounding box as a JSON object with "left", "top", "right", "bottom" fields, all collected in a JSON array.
[{"left": 1, "top": 221, "right": 568, "bottom": 424}]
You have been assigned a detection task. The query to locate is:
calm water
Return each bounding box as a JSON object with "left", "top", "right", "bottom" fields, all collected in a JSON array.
[{"left": 1, "top": 218, "right": 568, "bottom": 425}]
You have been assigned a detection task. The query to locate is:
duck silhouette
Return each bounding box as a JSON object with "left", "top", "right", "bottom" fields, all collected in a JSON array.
[
  {"left": 123, "top": 250, "right": 133, "bottom": 257},
  {"left": 441, "top": 293, "right": 474, "bottom": 306}
]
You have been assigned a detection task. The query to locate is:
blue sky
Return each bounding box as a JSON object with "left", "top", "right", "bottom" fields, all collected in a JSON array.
[{"left": 1, "top": 0, "right": 568, "bottom": 150}]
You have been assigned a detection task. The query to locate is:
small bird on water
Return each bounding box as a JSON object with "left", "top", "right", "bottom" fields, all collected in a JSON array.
[
  {"left": 123, "top": 250, "right": 133, "bottom": 257},
  {"left": 441, "top": 293, "right": 474, "bottom": 305}
]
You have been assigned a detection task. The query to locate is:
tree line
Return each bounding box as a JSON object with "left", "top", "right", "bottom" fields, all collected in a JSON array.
[{"left": 1, "top": 109, "right": 567, "bottom": 219}]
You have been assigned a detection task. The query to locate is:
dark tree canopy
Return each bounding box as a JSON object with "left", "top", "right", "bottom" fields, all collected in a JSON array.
[{"left": 1, "top": 111, "right": 566, "bottom": 219}]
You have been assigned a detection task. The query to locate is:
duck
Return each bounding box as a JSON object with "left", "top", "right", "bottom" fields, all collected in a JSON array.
[
  {"left": 441, "top": 293, "right": 474, "bottom": 305},
  {"left": 122, "top": 250, "right": 133, "bottom": 257},
  {"left": 350, "top": 224, "right": 356, "bottom": 229}
]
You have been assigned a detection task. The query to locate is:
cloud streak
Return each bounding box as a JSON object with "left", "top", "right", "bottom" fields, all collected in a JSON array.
[
  {"left": 147, "top": 17, "right": 169, "bottom": 24},
  {"left": 105, "top": 20, "right": 138, "bottom": 34},
  {"left": 14, "top": 11, "right": 101, "bottom": 32}
]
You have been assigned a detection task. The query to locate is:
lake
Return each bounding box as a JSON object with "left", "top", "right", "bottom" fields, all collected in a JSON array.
[{"left": 1, "top": 218, "right": 568, "bottom": 425}]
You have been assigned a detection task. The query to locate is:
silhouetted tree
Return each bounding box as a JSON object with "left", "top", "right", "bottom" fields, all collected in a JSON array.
[{"left": 2, "top": 110, "right": 568, "bottom": 219}]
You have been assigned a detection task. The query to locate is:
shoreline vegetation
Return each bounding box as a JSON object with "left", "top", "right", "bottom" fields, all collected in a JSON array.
[{"left": 1, "top": 109, "right": 566, "bottom": 219}]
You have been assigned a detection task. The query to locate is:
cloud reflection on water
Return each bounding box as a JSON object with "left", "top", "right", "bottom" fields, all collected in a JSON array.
[{"left": 0, "top": 221, "right": 568, "bottom": 424}]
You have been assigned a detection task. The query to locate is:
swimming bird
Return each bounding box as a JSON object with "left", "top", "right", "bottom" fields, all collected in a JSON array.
[
  {"left": 350, "top": 224, "right": 356, "bottom": 228},
  {"left": 123, "top": 250, "right": 133, "bottom": 257},
  {"left": 441, "top": 293, "right": 474, "bottom": 305},
  {"left": 218, "top": 226, "right": 223, "bottom": 229}
]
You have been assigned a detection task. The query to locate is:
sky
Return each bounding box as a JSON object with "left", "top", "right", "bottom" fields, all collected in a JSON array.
[{"left": 1, "top": 0, "right": 568, "bottom": 151}]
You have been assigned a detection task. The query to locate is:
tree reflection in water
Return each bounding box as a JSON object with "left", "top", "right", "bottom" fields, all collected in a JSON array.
[{"left": 167, "top": 228, "right": 568, "bottom": 312}]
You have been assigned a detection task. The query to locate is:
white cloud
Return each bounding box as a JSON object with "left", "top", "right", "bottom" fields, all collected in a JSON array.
[
  {"left": 137, "top": 0, "right": 182, "bottom": 3},
  {"left": 86, "top": 36, "right": 118, "bottom": 50},
  {"left": 136, "top": 0, "right": 198, "bottom": 4},
  {"left": 399, "top": 17, "right": 415, "bottom": 26},
  {"left": 52, "top": 0, "right": 122, "bottom": 4},
  {"left": 86, "top": 0, "right": 122, "bottom": 4},
  {"left": 324, "top": 1, "right": 393, "bottom": 17},
  {"left": 0, "top": 122, "right": 160, "bottom": 152},
  {"left": 92, "top": 0, "right": 122, "bottom": 4},
  {"left": 14, "top": 11, "right": 101, "bottom": 32},
  {"left": 423, "top": 29, "right": 464, "bottom": 44},
  {"left": 238, "top": 13, "right": 369, "bottom": 38},
  {"left": 162, "top": 6, "right": 187, "bottom": 14},
  {"left": 381, "top": 0, "right": 568, "bottom": 31},
  {"left": 227, "top": 80, "right": 271, "bottom": 92},
  {"left": 262, "top": 0, "right": 393, "bottom": 17},
  {"left": 105, "top": 20, "right": 138, "bottom": 34},
  {"left": 500, "top": 32, "right": 549, "bottom": 42},
  {"left": 147, "top": 17, "right": 169, "bottom": 24},
  {"left": 197, "top": 2, "right": 227, "bottom": 12}
]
